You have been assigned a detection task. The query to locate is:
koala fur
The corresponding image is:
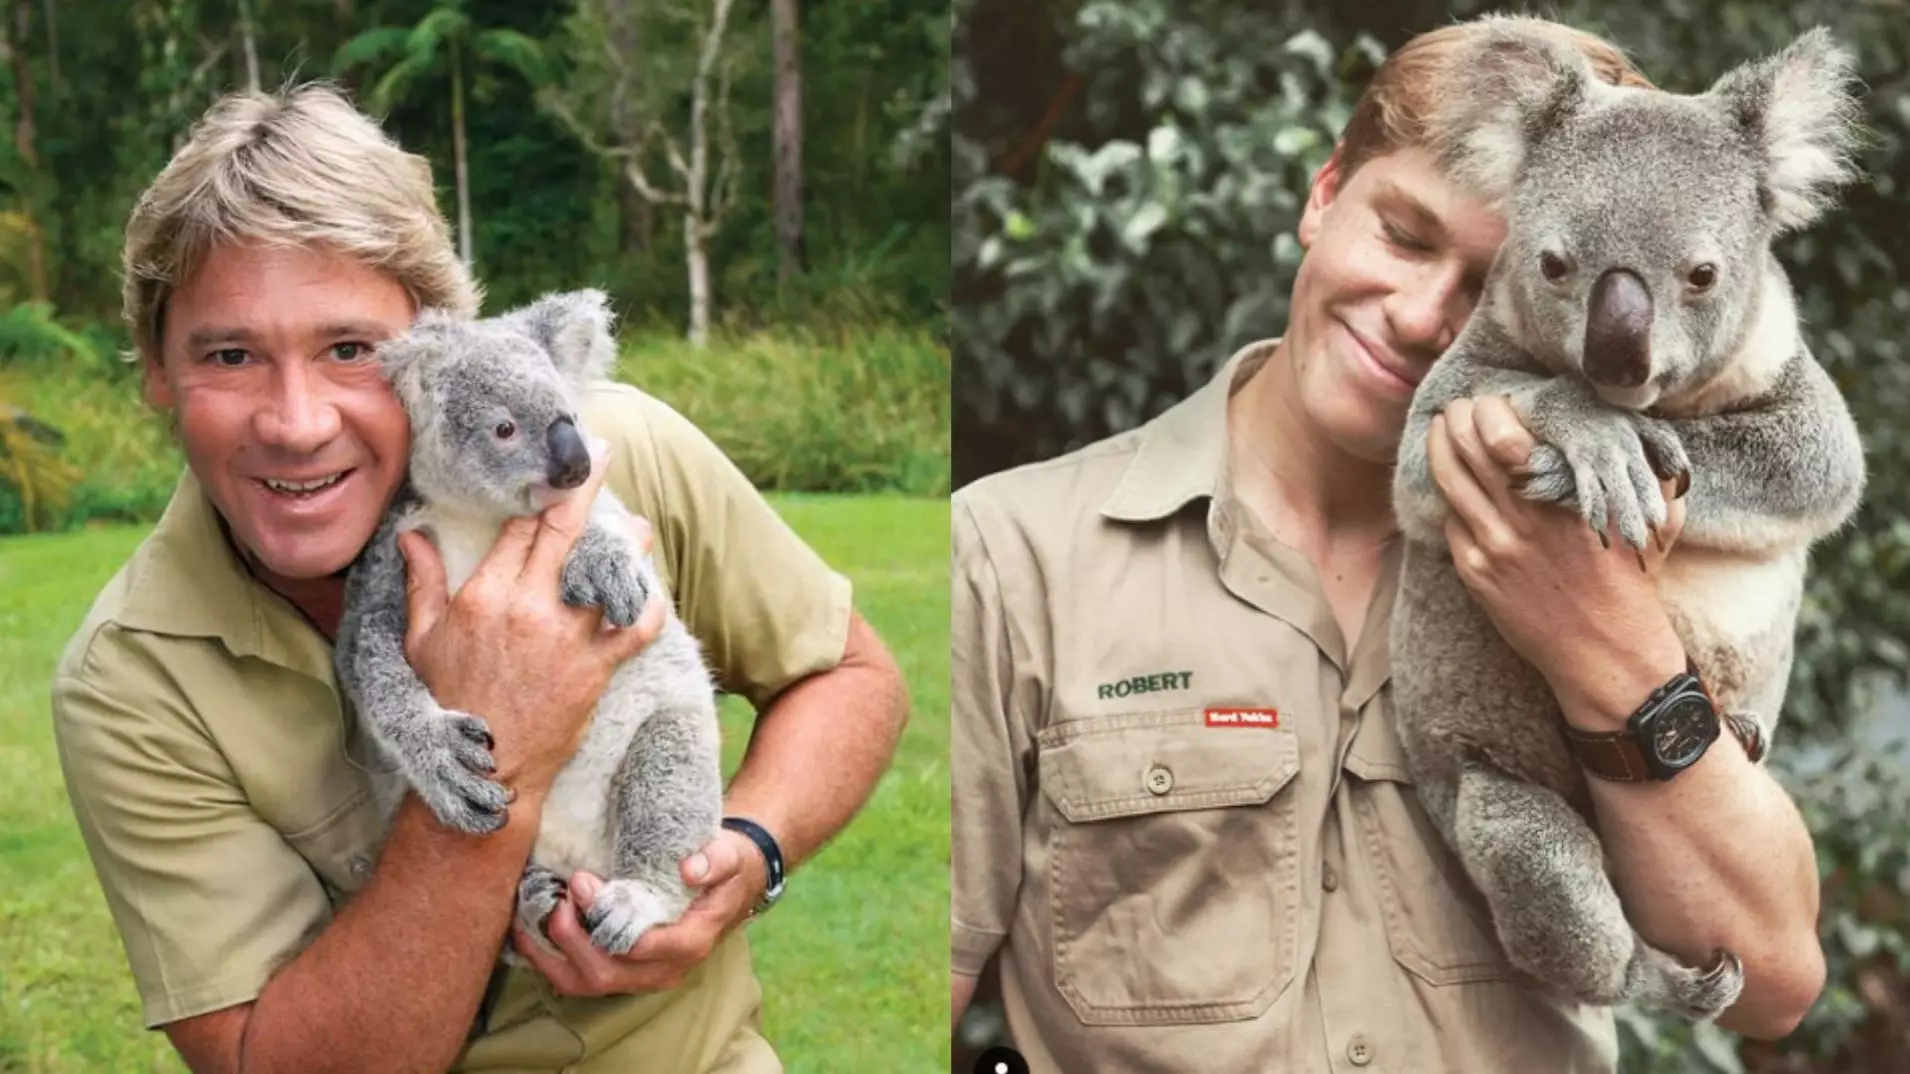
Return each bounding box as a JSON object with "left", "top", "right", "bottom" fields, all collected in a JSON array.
[
  {"left": 1389, "top": 21, "right": 1866, "bottom": 1020},
  {"left": 333, "top": 289, "right": 724, "bottom": 959}
]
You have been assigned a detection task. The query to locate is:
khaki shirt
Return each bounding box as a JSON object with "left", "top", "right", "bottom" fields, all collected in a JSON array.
[
  {"left": 51, "top": 381, "right": 853, "bottom": 1072},
  {"left": 951, "top": 343, "right": 1618, "bottom": 1073}
]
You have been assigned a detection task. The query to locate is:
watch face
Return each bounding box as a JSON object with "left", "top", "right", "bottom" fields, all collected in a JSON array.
[{"left": 1649, "top": 694, "right": 1717, "bottom": 768}]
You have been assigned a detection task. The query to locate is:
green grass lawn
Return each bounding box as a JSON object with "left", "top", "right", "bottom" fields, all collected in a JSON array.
[{"left": 0, "top": 494, "right": 950, "bottom": 1074}]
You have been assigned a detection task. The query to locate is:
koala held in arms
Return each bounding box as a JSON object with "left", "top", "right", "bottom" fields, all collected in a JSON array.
[
  {"left": 1390, "top": 21, "right": 1865, "bottom": 1020},
  {"left": 334, "top": 290, "right": 724, "bottom": 959}
]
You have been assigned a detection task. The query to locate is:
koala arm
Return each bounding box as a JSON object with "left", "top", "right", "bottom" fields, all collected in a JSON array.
[
  {"left": 335, "top": 510, "right": 509, "bottom": 835},
  {"left": 1394, "top": 324, "right": 1552, "bottom": 543},
  {"left": 1661, "top": 351, "right": 1865, "bottom": 555}
]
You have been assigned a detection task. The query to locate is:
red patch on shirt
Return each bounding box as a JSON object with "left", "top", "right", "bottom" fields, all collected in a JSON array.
[{"left": 1204, "top": 707, "right": 1280, "bottom": 729}]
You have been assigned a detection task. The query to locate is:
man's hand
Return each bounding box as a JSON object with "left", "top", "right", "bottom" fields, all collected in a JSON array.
[
  {"left": 1427, "top": 395, "right": 1688, "bottom": 723},
  {"left": 397, "top": 439, "right": 667, "bottom": 801},
  {"left": 508, "top": 828, "right": 769, "bottom": 995}
]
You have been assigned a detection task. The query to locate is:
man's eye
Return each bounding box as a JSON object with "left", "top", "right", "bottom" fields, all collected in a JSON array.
[
  {"left": 207, "top": 348, "right": 249, "bottom": 367},
  {"left": 331, "top": 342, "right": 374, "bottom": 362},
  {"left": 1383, "top": 220, "right": 1430, "bottom": 252}
]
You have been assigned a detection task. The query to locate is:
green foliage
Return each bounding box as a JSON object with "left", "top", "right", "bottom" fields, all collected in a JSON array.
[
  {"left": 621, "top": 324, "right": 951, "bottom": 498},
  {"left": 954, "top": 0, "right": 1373, "bottom": 481},
  {"left": 955, "top": 1, "right": 1910, "bottom": 1070}
]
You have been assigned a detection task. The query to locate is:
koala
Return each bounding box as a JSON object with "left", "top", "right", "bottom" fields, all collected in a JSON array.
[
  {"left": 1389, "top": 21, "right": 1866, "bottom": 1020},
  {"left": 333, "top": 290, "right": 724, "bottom": 959}
]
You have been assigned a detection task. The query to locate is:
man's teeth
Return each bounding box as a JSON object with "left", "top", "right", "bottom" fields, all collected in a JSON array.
[{"left": 263, "top": 473, "right": 345, "bottom": 493}]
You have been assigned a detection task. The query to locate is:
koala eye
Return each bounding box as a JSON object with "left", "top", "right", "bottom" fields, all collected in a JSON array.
[
  {"left": 1538, "top": 251, "right": 1570, "bottom": 283},
  {"left": 1687, "top": 263, "right": 1719, "bottom": 291},
  {"left": 494, "top": 420, "right": 517, "bottom": 440}
]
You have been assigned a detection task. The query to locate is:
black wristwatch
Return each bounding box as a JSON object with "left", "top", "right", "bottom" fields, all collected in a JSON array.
[
  {"left": 1562, "top": 658, "right": 1764, "bottom": 782},
  {"left": 722, "top": 816, "right": 786, "bottom": 916}
]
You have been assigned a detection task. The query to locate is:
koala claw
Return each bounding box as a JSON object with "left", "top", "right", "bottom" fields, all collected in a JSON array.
[
  {"left": 1672, "top": 948, "right": 1747, "bottom": 1022},
  {"left": 410, "top": 709, "right": 510, "bottom": 835},
  {"left": 562, "top": 533, "right": 648, "bottom": 629},
  {"left": 581, "top": 878, "right": 678, "bottom": 956},
  {"left": 1513, "top": 406, "right": 1674, "bottom": 554},
  {"left": 516, "top": 864, "right": 569, "bottom": 937}
]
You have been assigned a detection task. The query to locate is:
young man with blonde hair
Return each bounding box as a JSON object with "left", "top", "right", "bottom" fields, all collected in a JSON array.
[
  {"left": 951, "top": 16, "right": 1826, "bottom": 1071},
  {"left": 53, "top": 82, "right": 908, "bottom": 1073}
]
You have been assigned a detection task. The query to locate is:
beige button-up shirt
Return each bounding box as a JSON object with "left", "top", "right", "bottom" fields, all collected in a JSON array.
[
  {"left": 951, "top": 342, "right": 1618, "bottom": 1073},
  {"left": 51, "top": 382, "right": 853, "bottom": 1072}
]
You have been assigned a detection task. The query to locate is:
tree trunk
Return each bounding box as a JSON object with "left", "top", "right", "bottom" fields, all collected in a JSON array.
[
  {"left": 2, "top": 0, "right": 46, "bottom": 304},
  {"left": 686, "top": 212, "right": 709, "bottom": 348},
  {"left": 39, "top": 0, "right": 53, "bottom": 90},
  {"left": 771, "top": 0, "right": 803, "bottom": 283},
  {"left": 238, "top": 0, "right": 260, "bottom": 93},
  {"left": 617, "top": 179, "right": 651, "bottom": 254},
  {"left": 451, "top": 41, "right": 473, "bottom": 268}
]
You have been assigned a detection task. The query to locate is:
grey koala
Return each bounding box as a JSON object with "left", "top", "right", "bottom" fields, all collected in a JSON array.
[
  {"left": 333, "top": 289, "right": 724, "bottom": 959},
  {"left": 1389, "top": 21, "right": 1866, "bottom": 1019}
]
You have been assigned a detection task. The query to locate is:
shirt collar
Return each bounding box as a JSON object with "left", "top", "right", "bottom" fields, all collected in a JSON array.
[
  {"left": 1100, "top": 339, "right": 1278, "bottom": 524},
  {"left": 114, "top": 469, "right": 339, "bottom": 685}
]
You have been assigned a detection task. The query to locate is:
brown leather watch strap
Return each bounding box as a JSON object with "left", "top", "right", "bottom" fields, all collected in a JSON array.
[{"left": 1563, "top": 724, "right": 1655, "bottom": 782}]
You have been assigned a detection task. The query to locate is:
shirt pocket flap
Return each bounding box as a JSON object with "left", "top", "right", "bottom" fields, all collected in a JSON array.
[
  {"left": 1342, "top": 697, "right": 1414, "bottom": 785},
  {"left": 1038, "top": 712, "right": 1300, "bottom": 823}
]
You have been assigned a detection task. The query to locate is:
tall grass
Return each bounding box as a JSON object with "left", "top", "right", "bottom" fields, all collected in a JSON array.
[{"left": 619, "top": 322, "right": 949, "bottom": 497}]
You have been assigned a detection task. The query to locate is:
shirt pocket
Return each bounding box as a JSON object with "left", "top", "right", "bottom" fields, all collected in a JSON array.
[
  {"left": 281, "top": 785, "right": 387, "bottom": 906},
  {"left": 1036, "top": 709, "right": 1303, "bottom": 1026},
  {"left": 1342, "top": 696, "right": 1518, "bottom": 986}
]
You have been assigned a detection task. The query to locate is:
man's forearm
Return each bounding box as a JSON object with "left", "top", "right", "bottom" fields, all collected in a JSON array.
[
  {"left": 237, "top": 793, "right": 543, "bottom": 1073},
  {"left": 724, "top": 611, "right": 908, "bottom": 872},
  {"left": 1556, "top": 653, "right": 1825, "bottom": 1038}
]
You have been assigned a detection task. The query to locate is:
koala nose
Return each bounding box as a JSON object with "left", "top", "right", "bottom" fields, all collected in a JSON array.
[
  {"left": 546, "top": 418, "right": 591, "bottom": 489},
  {"left": 1583, "top": 269, "right": 1653, "bottom": 389}
]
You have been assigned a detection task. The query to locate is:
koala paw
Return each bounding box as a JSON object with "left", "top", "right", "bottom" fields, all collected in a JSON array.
[
  {"left": 516, "top": 863, "right": 569, "bottom": 939},
  {"left": 1662, "top": 949, "right": 1746, "bottom": 1022},
  {"left": 561, "top": 527, "right": 649, "bottom": 628},
  {"left": 1511, "top": 396, "right": 1686, "bottom": 554},
  {"left": 406, "top": 710, "right": 510, "bottom": 835},
  {"left": 581, "top": 878, "right": 681, "bottom": 956}
]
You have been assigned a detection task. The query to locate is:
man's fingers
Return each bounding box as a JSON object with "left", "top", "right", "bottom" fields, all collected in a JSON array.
[
  {"left": 598, "top": 592, "right": 668, "bottom": 664},
  {"left": 1472, "top": 396, "right": 1541, "bottom": 471},
  {"left": 524, "top": 437, "right": 614, "bottom": 584},
  {"left": 1428, "top": 413, "right": 1509, "bottom": 548},
  {"left": 399, "top": 531, "right": 448, "bottom": 651},
  {"left": 1657, "top": 476, "right": 1689, "bottom": 550},
  {"left": 621, "top": 912, "right": 721, "bottom": 968},
  {"left": 682, "top": 834, "right": 745, "bottom": 888},
  {"left": 510, "top": 920, "right": 585, "bottom": 994},
  {"left": 1441, "top": 399, "right": 1514, "bottom": 510}
]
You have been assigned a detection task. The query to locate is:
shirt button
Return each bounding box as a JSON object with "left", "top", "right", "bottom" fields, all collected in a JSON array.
[
  {"left": 1323, "top": 864, "right": 1339, "bottom": 892},
  {"left": 349, "top": 855, "right": 371, "bottom": 880},
  {"left": 1347, "top": 1034, "right": 1374, "bottom": 1066},
  {"left": 1144, "top": 765, "right": 1174, "bottom": 795}
]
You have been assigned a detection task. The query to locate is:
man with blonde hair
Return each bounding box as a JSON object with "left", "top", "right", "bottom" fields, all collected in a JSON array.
[
  {"left": 53, "top": 82, "right": 908, "bottom": 1072},
  {"left": 951, "top": 15, "right": 1827, "bottom": 1072}
]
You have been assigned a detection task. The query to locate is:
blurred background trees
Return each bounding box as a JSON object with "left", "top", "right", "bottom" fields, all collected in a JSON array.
[
  {"left": 0, "top": 0, "right": 951, "bottom": 534},
  {"left": 954, "top": 0, "right": 1910, "bottom": 1071}
]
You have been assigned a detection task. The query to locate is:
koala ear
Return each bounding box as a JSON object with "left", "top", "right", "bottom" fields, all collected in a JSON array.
[
  {"left": 374, "top": 306, "right": 460, "bottom": 407},
  {"left": 1707, "top": 27, "right": 1862, "bottom": 233},
  {"left": 1429, "top": 17, "right": 1598, "bottom": 198},
  {"left": 498, "top": 289, "right": 619, "bottom": 388}
]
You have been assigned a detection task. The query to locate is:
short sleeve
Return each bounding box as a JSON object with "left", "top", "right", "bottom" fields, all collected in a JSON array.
[
  {"left": 50, "top": 652, "right": 333, "bottom": 1028},
  {"left": 949, "top": 494, "right": 1030, "bottom": 976},
  {"left": 582, "top": 384, "right": 853, "bottom": 710}
]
